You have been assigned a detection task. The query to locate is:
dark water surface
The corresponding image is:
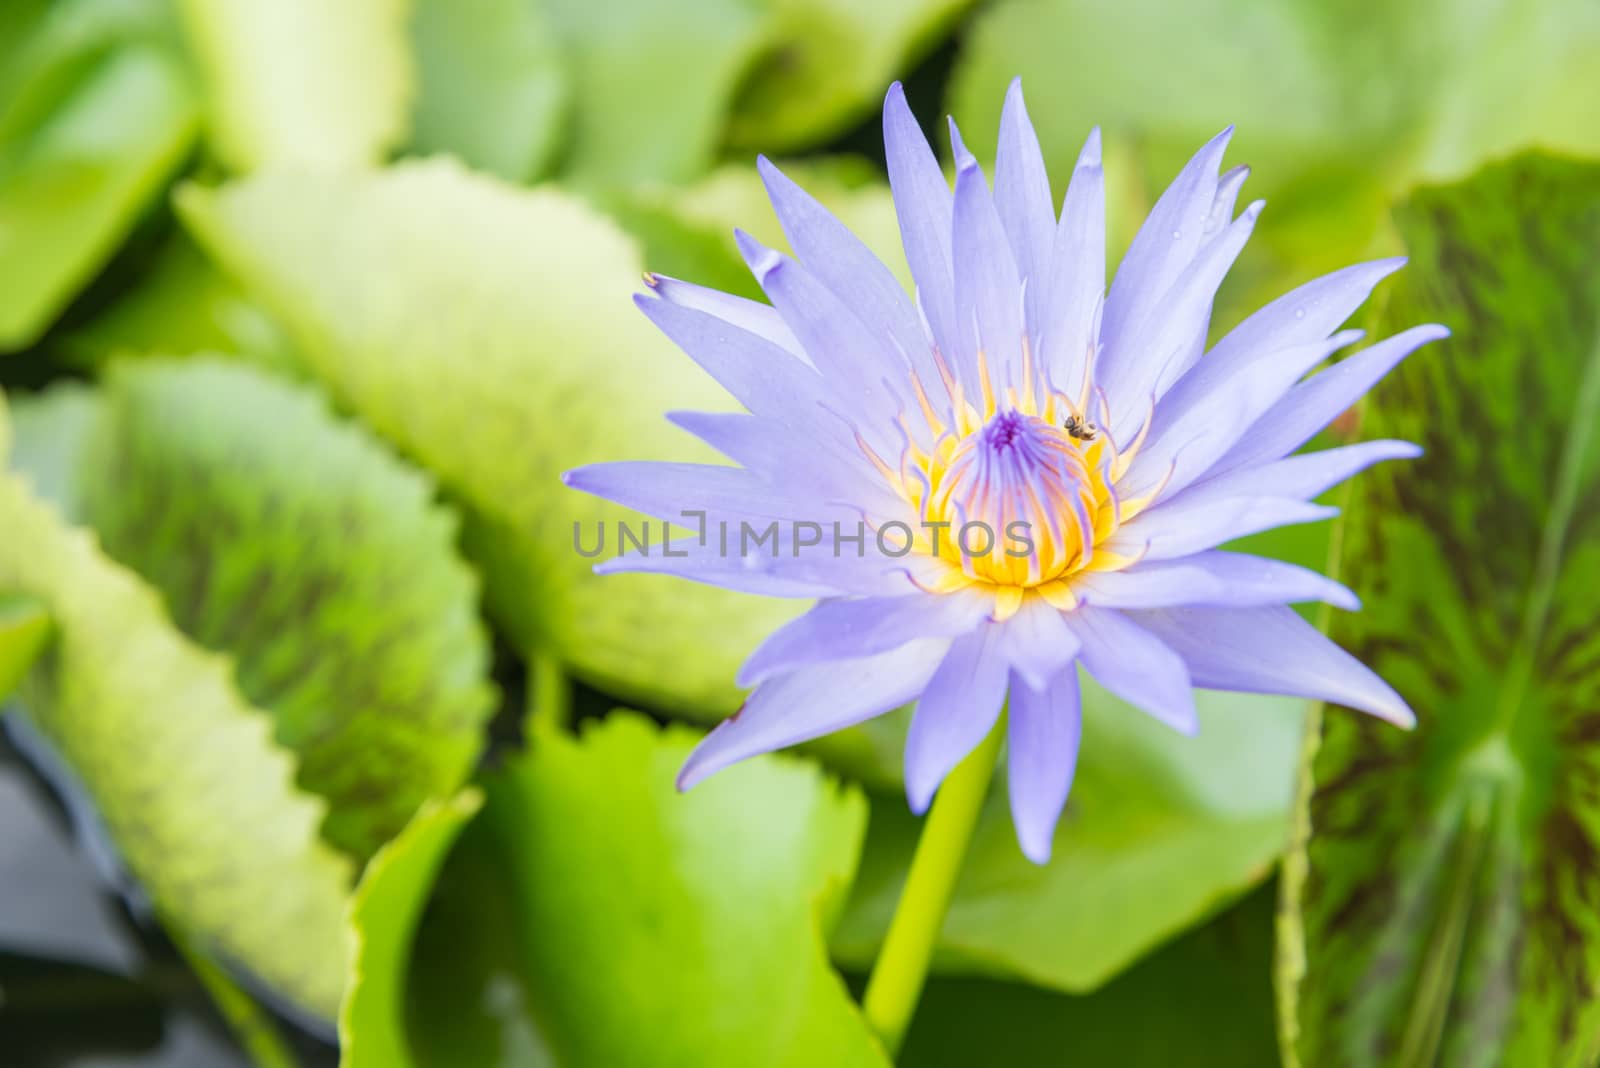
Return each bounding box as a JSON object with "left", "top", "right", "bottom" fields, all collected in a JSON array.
[{"left": 0, "top": 717, "right": 336, "bottom": 1068}]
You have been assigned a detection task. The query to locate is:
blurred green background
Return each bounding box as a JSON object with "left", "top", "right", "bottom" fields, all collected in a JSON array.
[{"left": 2, "top": 1, "right": 1598, "bottom": 1066}]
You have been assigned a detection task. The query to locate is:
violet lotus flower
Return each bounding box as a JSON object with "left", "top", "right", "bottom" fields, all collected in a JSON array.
[{"left": 565, "top": 79, "right": 1445, "bottom": 863}]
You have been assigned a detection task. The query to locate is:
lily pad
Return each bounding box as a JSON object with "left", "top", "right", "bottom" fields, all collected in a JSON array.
[
  {"left": 73, "top": 359, "right": 497, "bottom": 861},
  {"left": 1279, "top": 153, "right": 1600, "bottom": 1067},
  {"left": 0, "top": 594, "right": 52, "bottom": 704},
  {"left": 726, "top": 0, "right": 975, "bottom": 153},
  {"left": 409, "top": 0, "right": 568, "bottom": 182},
  {"left": 177, "top": 0, "right": 411, "bottom": 172},
  {"left": 899, "top": 884, "right": 1279, "bottom": 1067},
  {"left": 341, "top": 789, "right": 484, "bottom": 1068},
  {"left": 0, "top": 456, "right": 354, "bottom": 1019},
  {"left": 393, "top": 714, "right": 888, "bottom": 1068},
  {"left": 0, "top": 0, "right": 198, "bottom": 350},
  {"left": 178, "top": 161, "right": 802, "bottom": 718},
  {"left": 537, "top": 0, "right": 768, "bottom": 186},
  {"left": 949, "top": 0, "right": 1600, "bottom": 297},
  {"left": 62, "top": 232, "right": 299, "bottom": 375}
]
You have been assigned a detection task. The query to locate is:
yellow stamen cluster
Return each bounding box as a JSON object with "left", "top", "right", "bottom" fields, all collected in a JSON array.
[{"left": 861, "top": 345, "right": 1157, "bottom": 620}]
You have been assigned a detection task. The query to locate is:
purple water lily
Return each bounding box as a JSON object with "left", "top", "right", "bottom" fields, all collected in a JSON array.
[{"left": 565, "top": 79, "right": 1444, "bottom": 863}]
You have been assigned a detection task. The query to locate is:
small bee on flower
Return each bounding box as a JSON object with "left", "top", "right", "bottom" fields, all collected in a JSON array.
[{"left": 1062, "top": 413, "right": 1097, "bottom": 441}]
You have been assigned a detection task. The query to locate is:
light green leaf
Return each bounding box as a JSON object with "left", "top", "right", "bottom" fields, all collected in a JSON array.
[
  {"left": 0, "top": 0, "right": 198, "bottom": 350},
  {"left": 615, "top": 159, "right": 911, "bottom": 302},
  {"left": 0, "top": 464, "right": 353, "bottom": 1019},
  {"left": 5, "top": 382, "right": 102, "bottom": 517},
  {"left": 0, "top": 2, "right": 52, "bottom": 87},
  {"left": 0, "top": 594, "right": 53, "bottom": 704},
  {"left": 61, "top": 232, "right": 299, "bottom": 374},
  {"left": 539, "top": 0, "right": 768, "bottom": 186},
  {"left": 341, "top": 789, "right": 484, "bottom": 1068},
  {"left": 398, "top": 714, "right": 889, "bottom": 1068},
  {"left": 177, "top": 0, "right": 411, "bottom": 172},
  {"left": 409, "top": 0, "right": 568, "bottom": 182},
  {"left": 899, "top": 884, "right": 1279, "bottom": 1067},
  {"left": 74, "top": 359, "right": 497, "bottom": 860},
  {"left": 726, "top": 0, "right": 974, "bottom": 152},
  {"left": 835, "top": 683, "right": 1304, "bottom": 992},
  {"left": 949, "top": 0, "right": 1600, "bottom": 285},
  {"left": 1280, "top": 154, "right": 1600, "bottom": 1067},
  {"left": 178, "top": 160, "right": 802, "bottom": 717}
]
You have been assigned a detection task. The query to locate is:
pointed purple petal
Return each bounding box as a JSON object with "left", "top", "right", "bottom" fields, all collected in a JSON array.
[
  {"left": 1100, "top": 127, "right": 1232, "bottom": 357},
  {"left": 1129, "top": 604, "right": 1414, "bottom": 726},
  {"left": 563, "top": 460, "right": 836, "bottom": 524},
  {"left": 1102, "top": 199, "right": 1265, "bottom": 439},
  {"left": 635, "top": 293, "right": 829, "bottom": 424},
  {"left": 665, "top": 410, "right": 906, "bottom": 517},
  {"left": 736, "top": 229, "right": 911, "bottom": 427},
  {"left": 1074, "top": 550, "right": 1358, "bottom": 611},
  {"left": 950, "top": 120, "right": 1025, "bottom": 385},
  {"left": 904, "top": 627, "right": 1009, "bottom": 812},
  {"left": 884, "top": 83, "right": 959, "bottom": 365},
  {"left": 1007, "top": 667, "right": 1082, "bottom": 863},
  {"left": 679, "top": 638, "right": 951, "bottom": 789},
  {"left": 1172, "top": 259, "right": 1408, "bottom": 412},
  {"left": 665, "top": 410, "right": 792, "bottom": 472},
  {"left": 1000, "top": 596, "right": 1080, "bottom": 690},
  {"left": 993, "top": 78, "right": 1055, "bottom": 333},
  {"left": 1204, "top": 166, "right": 1250, "bottom": 245},
  {"left": 756, "top": 156, "right": 935, "bottom": 386},
  {"left": 1184, "top": 439, "right": 1421, "bottom": 504},
  {"left": 737, "top": 589, "right": 992, "bottom": 686},
  {"left": 1120, "top": 330, "right": 1364, "bottom": 501},
  {"left": 1065, "top": 606, "right": 1196, "bottom": 734},
  {"left": 1104, "top": 495, "right": 1338, "bottom": 562},
  {"left": 595, "top": 537, "right": 914, "bottom": 599},
  {"left": 1211, "top": 324, "right": 1449, "bottom": 474},
  {"left": 1149, "top": 259, "right": 1411, "bottom": 461},
  {"left": 1039, "top": 128, "right": 1104, "bottom": 397},
  {"left": 644, "top": 272, "right": 803, "bottom": 358}
]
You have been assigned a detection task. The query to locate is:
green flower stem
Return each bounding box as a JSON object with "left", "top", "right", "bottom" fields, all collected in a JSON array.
[
  {"left": 862, "top": 713, "right": 1006, "bottom": 1057},
  {"left": 527, "top": 648, "right": 572, "bottom": 741},
  {"left": 164, "top": 917, "right": 300, "bottom": 1068}
]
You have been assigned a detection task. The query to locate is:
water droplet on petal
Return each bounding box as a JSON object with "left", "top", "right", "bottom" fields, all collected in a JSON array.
[
  {"left": 1294, "top": 308, "right": 1306, "bottom": 320},
  {"left": 1171, "top": 230, "right": 1182, "bottom": 241}
]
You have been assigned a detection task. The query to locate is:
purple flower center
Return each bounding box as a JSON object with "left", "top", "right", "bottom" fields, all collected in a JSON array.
[{"left": 920, "top": 407, "right": 1110, "bottom": 589}]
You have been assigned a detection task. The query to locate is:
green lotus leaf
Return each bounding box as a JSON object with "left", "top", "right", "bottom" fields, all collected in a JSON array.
[
  {"left": 899, "top": 885, "right": 1279, "bottom": 1066},
  {"left": 74, "top": 359, "right": 497, "bottom": 861},
  {"left": 1280, "top": 153, "right": 1600, "bottom": 1067},
  {"left": 387, "top": 714, "right": 889, "bottom": 1068},
  {"left": 614, "top": 158, "right": 911, "bottom": 302},
  {"left": 409, "top": 0, "right": 568, "bottom": 182},
  {"left": 0, "top": 0, "right": 197, "bottom": 350},
  {"left": 537, "top": 0, "right": 769, "bottom": 186},
  {"left": 62, "top": 233, "right": 299, "bottom": 375},
  {"left": 178, "top": 160, "right": 802, "bottom": 718},
  {"left": 726, "top": 0, "right": 975, "bottom": 153},
  {"left": 0, "top": 459, "right": 353, "bottom": 1019},
  {"left": 177, "top": 0, "right": 411, "bottom": 172},
  {"left": 340, "top": 789, "right": 484, "bottom": 1068},
  {"left": 4, "top": 382, "right": 101, "bottom": 517},
  {"left": 949, "top": 0, "right": 1600, "bottom": 295},
  {"left": 0, "top": 594, "right": 52, "bottom": 705}
]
